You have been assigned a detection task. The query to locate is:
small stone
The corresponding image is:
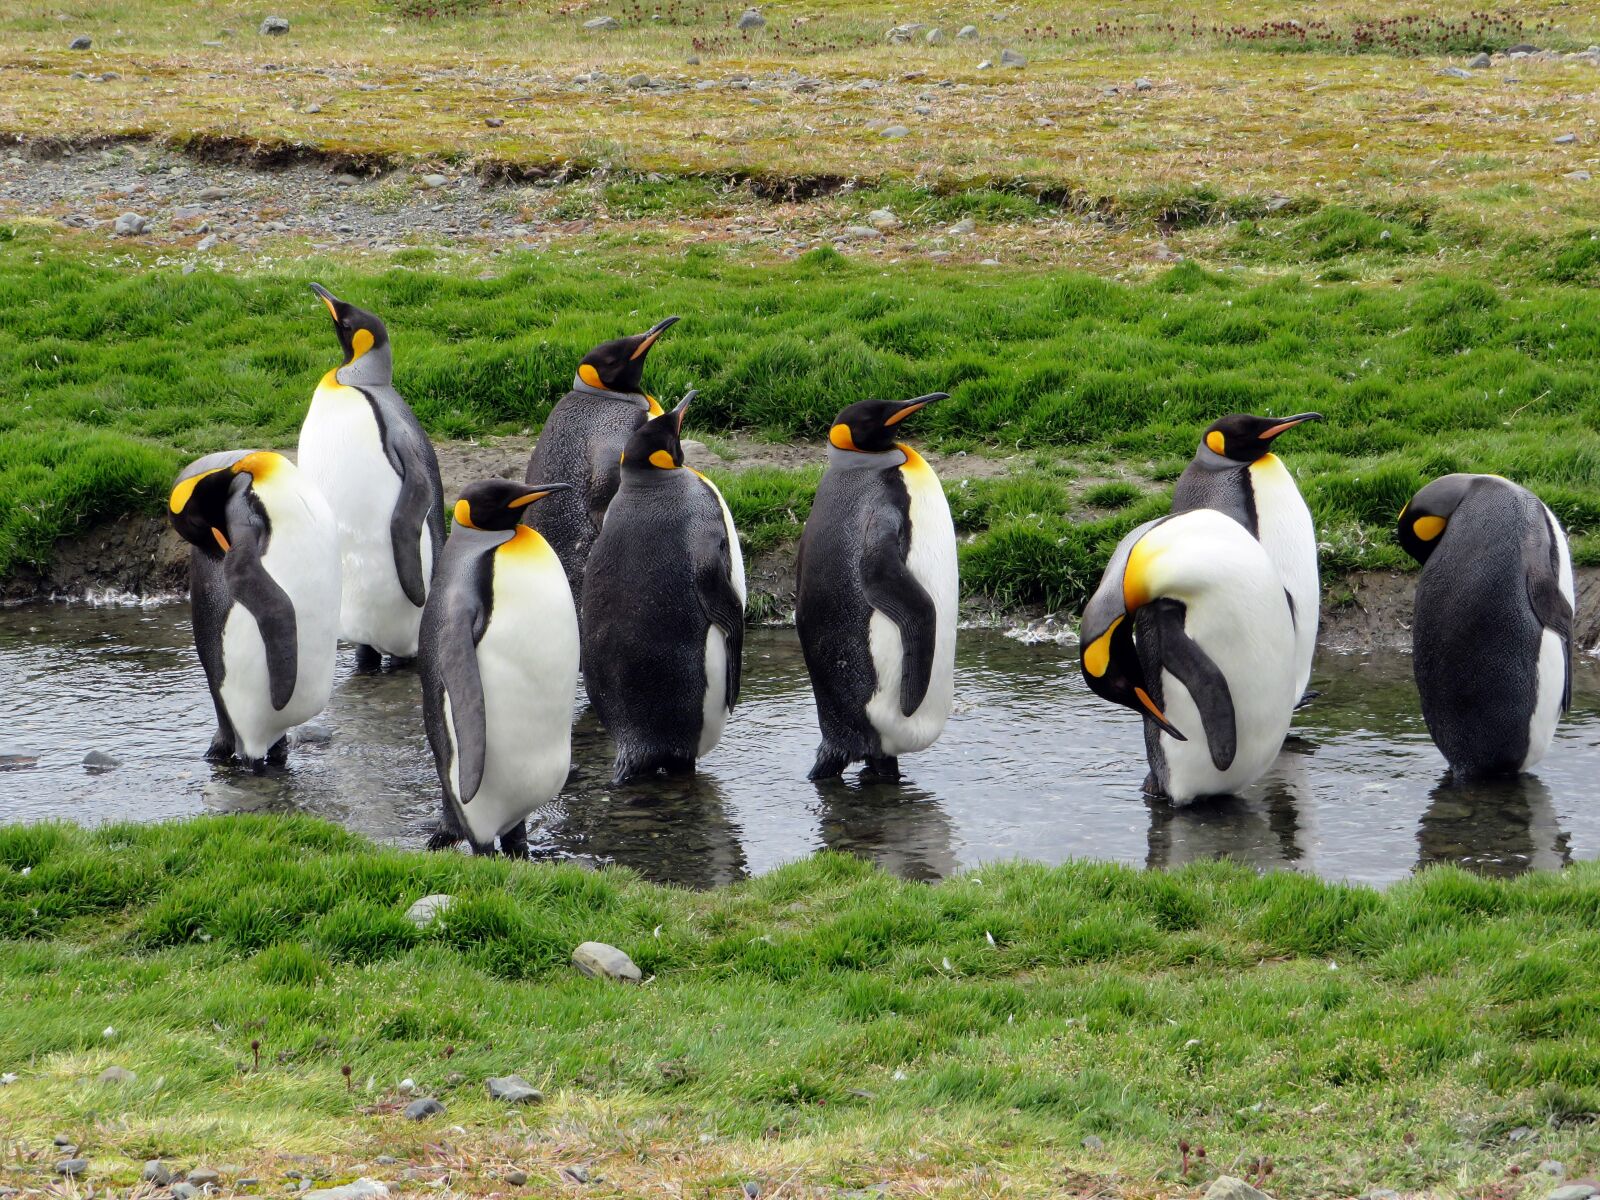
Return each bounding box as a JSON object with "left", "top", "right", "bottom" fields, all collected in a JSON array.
[
  {"left": 420, "top": 173, "right": 449, "bottom": 188},
  {"left": 1541, "top": 1162, "right": 1568, "bottom": 1178},
  {"left": 259, "top": 15, "right": 289, "bottom": 35},
  {"left": 1361, "top": 1192, "right": 1399, "bottom": 1200},
  {"left": 98, "top": 71, "right": 119, "bottom": 81},
  {"left": 736, "top": 8, "right": 764, "bottom": 29},
  {"left": 486, "top": 1075, "right": 544, "bottom": 1104},
  {"left": 57, "top": 1160, "right": 89, "bottom": 1178},
  {"left": 1135, "top": 76, "right": 1153, "bottom": 90},
  {"left": 53, "top": 1134, "right": 72, "bottom": 1147},
  {"left": 335, "top": 173, "right": 359, "bottom": 186},
  {"left": 880, "top": 124, "right": 909, "bottom": 138},
  {"left": 885, "top": 22, "right": 925, "bottom": 43},
  {"left": 1554, "top": 132, "right": 1578, "bottom": 144},
  {"left": 197, "top": 234, "right": 219, "bottom": 252},
  {"left": 403, "top": 1097, "right": 445, "bottom": 1120},
  {"left": 1565, "top": 170, "right": 1592, "bottom": 181},
  {"left": 560, "top": 1166, "right": 590, "bottom": 1185},
  {"left": 143, "top": 1162, "right": 175, "bottom": 1186},
  {"left": 173, "top": 1184, "right": 200, "bottom": 1200},
  {"left": 583, "top": 16, "right": 620, "bottom": 29},
  {"left": 925, "top": 28, "right": 943, "bottom": 44},
  {"left": 406, "top": 894, "right": 453, "bottom": 927},
  {"left": 976, "top": 59, "right": 991, "bottom": 70},
  {"left": 685, "top": 54, "right": 700, "bottom": 64},
  {"left": 188, "top": 1167, "right": 221, "bottom": 1187},
  {"left": 1505, "top": 43, "right": 1539, "bottom": 54},
  {"left": 571, "top": 941, "right": 642, "bottom": 982},
  {"left": 196, "top": 185, "right": 229, "bottom": 201},
  {"left": 979, "top": 257, "right": 1000, "bottom": 265},
  {"left": 956, "top": 25, "right": 978, "bottom": 38},
  {"left": 303, "top": 1180, "right": 389, "bottom": 1200},
  {"left": 69, "top": 35, "right": 92, "bottom": 49},
  {"left": 1082, "top": 1135, "right": 1104, "bottom": 1151},
  {"left": 1265, "top": 194, "right": 1292, "bottom": 211},
  {"left": 98, "top": 1065, "right": 136, "bottom": 1083},
  {"left": 1203, "top": 1179, "right": 1272, "bottom": 1200},
  {"left": 1000, "top": 48, "right": 1026, "bottom": 67},
  {"left": 947, "top": 217, "right": 976, "bottom": 235},
  {"left": 842, "top": 226, "right": 883, "bottom": 240},
  {"left": 1549, "top": 1187, "right": 1598, "bottom": 1200},
  {"left": 867, "top": 207, "right": 899, "bottom": 229},
  {"left": 374, "top": 1157, "right": 397, "bottom": 1166},
  {"left": 305, "top": 102, "right": 322, "bottom": 113},
  {"left": 626, "top": 73, "right": 652, "bottom": 88},
  {"left": 504, "top": 1171, "right": 528, "bottom": 1186},
  {"left": 1468, "top": 52, "right": 1491, "bottom": 68},
  {"left": 742, "top": 1184, "right": 760, "bottom": 1199},
  {"left": 110, "top": 215, "right": 147, "bottom": 238},
  {"left": 485, "top": 117, "right": 504, "bottom": 127},
  {"left": 0, "top": 755, "right": 37, "bottom": 771},
  {"left": 1440, "top": 66, "right": 1474, "bottom": 78}
]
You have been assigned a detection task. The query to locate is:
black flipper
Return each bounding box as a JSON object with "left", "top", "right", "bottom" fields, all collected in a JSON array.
[
  {"left": 1145, "top": 599, "right": 1237, "bottom": 772},
  {"left": 1523, "top": 510, "right": 1574, "bottom": 713},
  {"left": 221, "top": 479, "right": 299, "bottom": 711},
  {"left": 423, "top": 579, "right": 491, "bottom": 808},
  {"left": 861, "top": 506, "right": 937, "bottom": 718},
  {"left": 368, "top": 394, "right": 443, "bottom": 609},
  {"left": 694, "top": 499, "right": 745, "bottom": 709}
]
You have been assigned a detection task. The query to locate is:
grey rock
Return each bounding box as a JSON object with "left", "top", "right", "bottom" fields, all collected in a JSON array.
[
  {"left": 1135, "top": 76, "right": 1153, "bottom": 90},
  {"left": 685, "top": 54, "right": 700, "bottom": 64},
  {"left": 947, "top": 217, "right": 975, "bottom": 235},
  {"left": 583, "top": 16, "right": 620, "bottom": 30},
  {"left": 143, "top": 1162, "right": 174, "bottom": 1186},
  {"left": 173, "top": 1184, "right": 200, "bottom": 1200},
  {"left": 69, "top": 35, "right": 92, "bottom": 50},
  {"left": 197, "top": 185, "right": 229, "bottom": 200},
  {"left": 1000, "top": 48, "right": 1026, "bottom": 67},
  {"left": 573, "top": 941, "right": 642, "bottom": 982},
  {"left": 98, "top": 71, "right": 120, "bottom": 81},
  {"left": 486, "top": 1074, "right": 543, "bottom": 1104},
  {"left": 1548, "top": 1188, "right": 1598, "bottom": 1200},
  {"left": 173, "top": 205, "right": 207, "bottom": 221},
  {"left": 188, "top": 1167, "right": 220, "bottom": 1187},
  {"left": 406, "top": 894, "right": 454, "bottom": 927},
  {"left": 335, "top": 173, "right": 359, "bottom": 186},
  {"left": 736, "top": 9, "right": 765, "bottom": 29},
  {"left": 83, "top": 749, "right": 124, "bottom": 767},
  {"left": 374, "top": 1157, "right": 397, "bottom": 1166},
  {"left": 1506, "top": 1126, "right": 1535, "bottom": 1142},
  {"left": 1266, "top": 194, "right": 1292, "bottom": 211},
  {"left": 1505, "top": 43, "right": 1539, "bottom": 54},
  {"left": 504, "top": 1170, "right": 528, "bottom": 1186},
  {"left": 925, "top": 28, "right": 944, "bottom": 44},
  {"left": 485, "top": 117, "right": 504, "bottom": 127},
  {"left": 181, "top": 263, "right": 198, "bottom": 276},
  {"left": 294, "top": 723, "right": 332, "bottom": 745},
  {"left": 305, "top": 102, "right": 322, "bottom": 113},
  {"left": 1203, "top": 1179, "right": 1272, "bottom": 1200},
  {"left": 1541, "top": 1161, "right": 1568, "bottom": 1178},
  {"left": 1361, "top": 1192, "right": 1399, "bottom": 1200},
  {"left": 885, "top": 23, "right": 926, "bottom": 43},
  {"left": 0, "top": 755, "right": 37, "bottom": 770},
  {"left": 561, "top": 1166, "right": 590, "bottom": 1184},
  {"left": 110, "top": 214, "right": 148, "bottom": 238},
  {"left": 976, "top": 59, "right": 991, "bottom": 69},
  {"left": 1554, "top": 132, "right": 1578, "bottom": 144},
  {"left": 259, "top": 15, "right": 289, "bottom": 35},
  {"left": 626, "top": 73, "right": 653, "bottom": 88},
  {"left": 303, "top": 1180, "right": 388, "bottom": 1200},
  {"left": 56, "top": 1160, "right": 89, "bottom": 1178},
  {"left": 956, "top": 25, "right": 978, "bottom": 38},
  {"left": 197, "top": 234, "right": 219, "bottom": 252},
  {"left": 202, "top": 39, "right": 223, "bottom": 46},
  {"left": 1565, "top": 170, "right": 1592, "bottom": 181},
  {"left": 842, "top": 226, "right": 883, "bottom": 240},
  {"left": 1468, "top": 52, "right": 1491, "bottom": 68},
  {"left": 421, "top": 173, "right": 450, "bottom": 188},
  {"left": 867, "top": 207, "right": 899, "bottom": 229},
  {"left": 880, "top": 124, "right": 909, "bottom": 138},
  {"left": 1082, "top": 1135, "right": 1104, "bottom": 1151},
  {"left": 98, "top": 1065, "right": 136, "bottom": 1083},
  {"left": 238, "top": 1180, "right": 258, "bottom": 1188},
  {"left": 1439, "top": 66, "right": 1474, "bottom": 78},
  {"left": 743, "top": 1184, "right": 760, "bottom": 1199},
  {"left": 53, "top": 1134, "right": 72, "bottom": 1146},
  {"left": 403, "top": 1097, "right": 445, "bottom": 1120}
]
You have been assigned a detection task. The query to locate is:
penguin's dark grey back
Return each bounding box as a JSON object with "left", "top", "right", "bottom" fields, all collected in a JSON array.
[
  {"left": 1171, "top": 456, "right": 1256, "bottom": 534},
  {"left": 366, "top": 381, "right": 447, "bottom": 563}
]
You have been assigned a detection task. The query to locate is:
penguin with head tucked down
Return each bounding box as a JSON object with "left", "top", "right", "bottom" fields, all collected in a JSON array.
[
  {"left": 581, "top": 391, "right": 745, "bottom": 785},
  {"left": 1079, "top": 509, "right": 1297, "bottom": 803},
  {"left": 795, "top": 394, "right": 956, "bottom": 782},
  {"left": 523, "top": 317, "right": 680, "bottom": 601},
  {"left": 168, "top": 450, "right": 341, "bottom": 770},
  {"left": 298, "top": 283, "right": 446, "bottom": 669},
  {"left": 1398, "top": 473, "right": 1574, "bottom": 779},
  {"left": 420, "top": 479, "right": 580, "bottom": 856},
  {"left": 1171, "top": 411, "right": 1322, "bottom": 704}
]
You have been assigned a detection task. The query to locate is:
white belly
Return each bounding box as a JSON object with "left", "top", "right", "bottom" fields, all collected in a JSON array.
[
  {"left": 457, "top": 535, "right": 579, "bottom": 846},
  {"left": 865, "top": 451, "right": 957, "bottom": 756},
  {"left": 1523, "top": 502, "right": 1575, "bottom": 771},
  {"left": 1250, "top": 454, "right": 1319, "bottom": 700},
  {"left": 299, "top": 381, "right": 425, "bottom": 656},
  {"left": 698, "top": 627, "right": 729, "bottom": 756}
]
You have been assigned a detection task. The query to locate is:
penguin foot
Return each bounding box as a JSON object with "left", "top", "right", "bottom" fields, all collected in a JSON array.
[
  {"left": 204, "top": 730, "right": 235, "bottom": 762},
  {"left": 861, "top": 756, "right": 901, "bottom": 783},
  {"left": 385, "top": 655, "right": 417, "bottom": 671},
  {"left": 353, "top": 644, "right": 383, "bottom": 673},
  {"left": 1294, "top": 688, "right": 1322, "bottom": 710},
  {"left": 266, "top": 736, "right": 290, "bottom": 767},
  {"left": 499, "top": 821, "right": 531, "bottom": 860},
  {"left": 425, "top": 823, "right": 461, "bottom": 852},
  {"left": 808, "top": 746, "right": 849, "bottom": 781},
  {"left": 1140, "top": 771, "right": 1170, "bottom": 800}
]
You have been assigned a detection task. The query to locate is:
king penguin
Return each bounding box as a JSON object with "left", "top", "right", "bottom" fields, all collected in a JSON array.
[
  {"left": 1079, "top": 508, "right": 1297, "bottom": 804},
  {"left": 1398, "top": 473, "right": 1575, "bottom": 778},
  {"left": 168, "top": 450, "right": 341, "bottom": 770},
  {"left": 581, "top": 392, "right": 746, "bottom": 785},
  {"left": 419, "top": 479, "right": 580, "bottom": 856},
  {"left": 1171, "top": 411, "right": 1322, "bottom": 703},
  {"left": 795, "top": 393, "right": 957, "bottom": 782},
  {"left": 523, "top": 316, "right": 680, "bottom": 601},
  {"left": 298, "top": 283, "right": 445, "bottom": 669}
]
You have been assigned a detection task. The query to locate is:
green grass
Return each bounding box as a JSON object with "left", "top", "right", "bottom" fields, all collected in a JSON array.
[
  {"left": 3, "top": 815, "right": 1599, "bottom": 1195},
  {"left": 4, "top": 227, "right": 1600, "bottom": 607}
]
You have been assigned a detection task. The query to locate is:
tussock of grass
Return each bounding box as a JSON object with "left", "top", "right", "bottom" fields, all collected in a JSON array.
[{"left": 2, "top": 816, "right": 1599, "bottom": 1193}]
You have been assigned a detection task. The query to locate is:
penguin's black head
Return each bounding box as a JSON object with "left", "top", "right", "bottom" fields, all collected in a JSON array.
[
  {"left": 620, "top": 391, "right": 695, "bottom": 472},
  {"left": 1200, "top": 411, "right": 1322, "bottom": 463},
  {"left": 828, "top": 393, "right": 949, "bottom": 454},
  {"left": 310, "top": 282, "right": 390, "bottom": 367},
  {"left": 168, "top": 451, "right": 285, "bottom": 556},
  {"left": 453, "top": 479, "right": 572, "bottom": 532},
  {"left": 1397, "top": 473, "right": 1476, "bottom": 565},
  {"left": 578, "top": 316, "right": 680, "bottom": 395}
]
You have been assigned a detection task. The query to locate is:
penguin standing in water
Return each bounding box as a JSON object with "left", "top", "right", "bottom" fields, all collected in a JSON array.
[
  {"left": 795, "top": 394, "right": 956, "bottom": 782},
  {"left": 1079, "top": 509, "right": 1297, "bottom": 803},
  {"left": 523, "top": 317, "right": 680, "bottom": 600},
  {"left": 299, "top": 284, "right": 445, "bottom": 669},
  {"left": 1398, "top": 473, "right": 1574, "bottom": 778},
  {"left": 1171, "top": 412, "right": 1322, "bottom": 703},
  {"left": 419, "top": 479, "right": 580, "bottom": 856},
  {"left": 168, "top": 450, "right": 341, "bottom": 770},
  {"left": 581, "top": 392, "right": 746, "bottom": 784}
]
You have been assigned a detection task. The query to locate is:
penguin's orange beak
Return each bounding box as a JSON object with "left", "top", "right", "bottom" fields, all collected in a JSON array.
[
  {"left": 630, "top": 315, "right": 681, "bottom": 361},
  {"left": 1259, "top": 412, "right": 1322, "bottom": 440}
]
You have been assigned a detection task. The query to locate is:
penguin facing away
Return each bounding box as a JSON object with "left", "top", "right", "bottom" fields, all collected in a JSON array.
[
  {"left": 523, "top": 316, "right": 680, "bottom": 601},
  {"left": 1171, "top": 411, "right": 1321, "bottom": 703},
  {"left": 581, "top": 392, "right": 746, "bottom": 785},
  {"left": 1079, "top": 508, "right": 1297, "bottom": 804},
  {"left": 1397, "top": 473, "right": 1574, "bottom": 778},
  {"left": 298, "top": 283, "right": 446, "bottom": 667},
  {"left": 168, "top": 450, "right": 341, "bottom": 770},
  {"left": 795, "top": 393, "right": 957, "bottom": 782},
  {"left": 420, "top": 479, "right": 580, "bottom": 856}
]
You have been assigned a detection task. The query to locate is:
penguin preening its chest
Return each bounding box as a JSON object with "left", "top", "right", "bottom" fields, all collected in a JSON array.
[
  {"left": 795, "top": 394, "right": 957, "bottom": 782},
  {"left": 168, "top": 450, "right": 341, "bottom": 770},
  {"left": 1079, "top": 509, "right": 1297, "bottom": 804},
  {"left": 1171, "top": 411, "right": 1321, "bottom": 704},
  {"left": 581, "top": 392, "right": 746, "bottom": 785},
  {"left": 420, "top": 479, "right": 580, "bottom": 856},
  {"left": 523, "top": 317, "right": 680, "bottom": 602},
  {"left": 1398, "top": 473, "right": 1575, "bottom": 779},
  {"left": 298, "top": 283, "right": 445, "bottom": 667}
]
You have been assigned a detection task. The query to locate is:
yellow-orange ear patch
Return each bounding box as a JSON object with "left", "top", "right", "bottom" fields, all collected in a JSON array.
[
  {"left": 1413, "top": 515, "right": 1446, "bottom": 542},
  {"left": 829, "top": 424, "right": 857, "bottom": 451},
  {"left": 169, "top": 468, "right": 220, "bottom": 514},
  {"left": 1205, "top": 430, "right": 1226, "bottom": 455},
  {"left": 649, "top": 449, "right": 678, "bottom": 470},
  {"left": 646, "top": 393, "right": 664, "bottom": 417},
  {"left": 350, "top": 328, "right": 375, "bottom": 360},
  {"left": 578, "top": 363, "right": 604, "bottom": 389},
  {"left": 453, "top": 498, "right": 477, "bottom": 528},
  {"left": 1083, "top": 616, "right": 1122, "bottom": 678}
]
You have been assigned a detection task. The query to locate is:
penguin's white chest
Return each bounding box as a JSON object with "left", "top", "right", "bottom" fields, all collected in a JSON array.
[
  {"left": 459, "top": 530, "right": 580, "bottom": 845},
  {"left": 1249, "top": 453, "right": 1319, "bottom": 698},
  {"left": 692, "top": 473, "right": 746, "bottom": 757},
  {"left": 865, "top": 450, "right": 958, "bottom": 756},
  {"left": 299, "top": 378, "right": 427, "bottom": 655},
  {"left": 1524, "top": 502, "right": 1575, "bottom": 771}
]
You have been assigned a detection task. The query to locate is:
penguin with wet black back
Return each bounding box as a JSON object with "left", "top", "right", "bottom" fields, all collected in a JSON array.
[
  {"left": 795, "top": 394, "right": 956, "bottom": 782},
  {"left": 1398, "top": 473, "right": 1574, "bottom": 778},
  {"left": 523, "top": 317, "right": 680, "bottom": 601},
  {"left": 581, "top": 392, "right": 746, "bottom": 785},
  {"left": 168, "top": 450, "right": 341, "bottom": 770},
  {"left": 419, "top": 479, "right": 579, "bottom": 856},
  {"left": 298, "top": 283, "right": 445, "bottom": 670},
  {"left": 1171, "top": 411, "right": 1322, "bottom": 704}
]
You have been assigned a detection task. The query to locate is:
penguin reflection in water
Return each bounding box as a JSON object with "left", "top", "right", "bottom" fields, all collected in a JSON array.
[
  {"left": 1079, "top": 509, "right": 1297, "bottom": 802},
  {"left": 419, "top": 480, "right": 580, "bottom": 855},
  {"left": 796, "top": 394, "right": 957, "bottom": 782},
  {"left": 582, "top": 393, "right": 746, "bottom": 785},
  {"left": 1398, "top": 473, "right": 1574, "bottom": 779},
  {"left": 168, "top": 451, "right": 341, "bottom": 771},
  {"left": 299, "top": 284, "right": 445, "bottom": 670}
]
